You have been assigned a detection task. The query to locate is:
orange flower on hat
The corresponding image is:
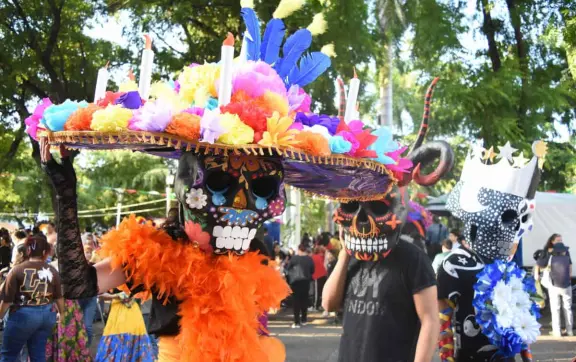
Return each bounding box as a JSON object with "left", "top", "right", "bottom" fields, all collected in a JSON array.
[
  {"left": 166, "top": 113, "right": 201, "bottom": 141},
  {"left": 64, "top": 104, "right": 102, "bottom": 131},
  {"left": 258, "top": 112, "right": 298, "bottom": 148},
  {"left": 294, "top": 131, "right": 331, "bottom": 157}
]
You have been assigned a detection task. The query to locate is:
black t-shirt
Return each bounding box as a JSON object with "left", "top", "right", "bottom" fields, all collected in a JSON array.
[
  {"left": 338, "top": 240, "right": 437, "bottom": 362},
  {"left": 437, "top": 247, "right": 513, "bottom": 361}
]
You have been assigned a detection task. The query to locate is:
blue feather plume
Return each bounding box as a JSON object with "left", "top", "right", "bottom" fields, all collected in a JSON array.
[
  {"left": 240, "top": 8, "right": 261, "bottom": 61},
  {"left": 274, "top": 29, "right": 312, "bottom": 78},
  {"left": 260, "top": 18, "right": 285, "bottom": 64},
  {"left": 287, "top": 52, "right": 331, "bottom": 88}
]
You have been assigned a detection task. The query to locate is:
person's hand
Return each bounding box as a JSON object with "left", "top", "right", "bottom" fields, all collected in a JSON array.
[
  {"left": 40, "top": 138, "right": 77, "bottom": 197},
  {"left": 338, "top": 247, "right": 350, "bottom": 264}
]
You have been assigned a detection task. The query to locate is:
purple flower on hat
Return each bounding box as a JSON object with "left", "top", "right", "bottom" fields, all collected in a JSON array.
[
  {"left": 129, "top": 100, "right": 173, "bottom": 132},
  {"left": 183, "top": 107, "right": 205, "bottom": 117},
  {"left": 200, "top": 109, "right": 225, "bottom": 144},
  {"left": 114, "top": 91, "right": 143, "bottom": 110},
  {"left": 294, "top": 113, "right": 339, "bottom": 135},
  {"left": 287, "top": 85, "right": 311, "bottom": 113}
]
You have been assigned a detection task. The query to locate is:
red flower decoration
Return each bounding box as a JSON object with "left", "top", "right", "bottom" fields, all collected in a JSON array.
[
  {"left": 350, "top": 130, "right": 378, "bottom": 158},
  {"left": 96, "top": 91, "right": 124, "bottom": 107}
]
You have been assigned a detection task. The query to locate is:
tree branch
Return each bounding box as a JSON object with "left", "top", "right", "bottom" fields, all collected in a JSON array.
[
  {"left": 187, "top": 17, "right": 219, "bottom": 38},
  {"left": 505, "top": 0, "right": 529, "bottom": 124},
  {"left": 480, "top": 0, "right": 502, "bottom": 72}
]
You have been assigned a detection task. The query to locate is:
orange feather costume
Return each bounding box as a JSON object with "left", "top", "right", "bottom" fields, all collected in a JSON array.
[{"left": 99, "top": 215, "right": 291, "bottom": 362}]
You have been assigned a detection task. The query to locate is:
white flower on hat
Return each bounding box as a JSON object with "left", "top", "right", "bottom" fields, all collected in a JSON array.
[
  {"left": 38, "top": 268, "right": 53, "bottom": 282},
  {"left": 186, "top": 188, "right": 208, "bottom": 209},
  {"left": 492, "top": 280, "right": 513, "bottom": 310}
]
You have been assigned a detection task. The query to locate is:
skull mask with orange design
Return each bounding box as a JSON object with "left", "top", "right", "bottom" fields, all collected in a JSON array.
[
  {"left": 335, "top": 141, "right": 455, "bottom": 261},
  {"left": 174, "top": 152, "right": 286, "bottom": 255}
]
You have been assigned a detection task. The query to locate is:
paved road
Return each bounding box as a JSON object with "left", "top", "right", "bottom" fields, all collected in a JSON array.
[{"left": 3, "top": 309, "right": 574, "bottom": 361}]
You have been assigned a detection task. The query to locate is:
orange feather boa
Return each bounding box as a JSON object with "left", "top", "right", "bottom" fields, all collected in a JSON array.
[{"left": 99, "top": 215, "right": 291, "bottom": 362}]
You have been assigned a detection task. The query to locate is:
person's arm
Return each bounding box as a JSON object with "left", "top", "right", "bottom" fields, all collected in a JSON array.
[
  {"left": 55, "top": 297, "right": 65, "bottom": 315},
  {"left": 533, "top": 265, "right": 540, "bottom": 281},
  {"left": 413, "top": 285, "right": 440, "bottom": 362},
  {"left": 322, "top": 248, "right": 350, "bottom": 312},
  {"left": 40, "top": 139, "right": 125, "bottom": 299},
  {"left": 0, "top": 301, "right": 11, "bottom": 320}
]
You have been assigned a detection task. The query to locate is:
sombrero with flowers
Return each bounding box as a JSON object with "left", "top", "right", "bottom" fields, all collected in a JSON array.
[{"left": 31, "top": 0, "right": 412, "bottom": 201}]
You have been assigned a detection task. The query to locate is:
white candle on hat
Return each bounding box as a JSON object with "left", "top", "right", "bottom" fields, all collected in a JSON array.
[
  {"left": 344, "top": 68, "right": 360, "bottom": 123},
  {"left": 94, "top": 61, "right": 109, "bottom": 103},
  {"left": 138, "top": 34, "right": 155, "bottom": 100},
  {"left": 218, "top": 32, "right": 235, "bottom": 107}
]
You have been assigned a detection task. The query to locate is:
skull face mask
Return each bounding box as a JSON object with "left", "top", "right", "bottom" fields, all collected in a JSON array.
[
  {"left": 446, "top": 181, "right": 536, "bottom": 262},
  {"left": 175, "top": 152, "right": 286, "bottom": 255},
  {"left": 336, "top": 186, "right": 408, "bottom": 261}
]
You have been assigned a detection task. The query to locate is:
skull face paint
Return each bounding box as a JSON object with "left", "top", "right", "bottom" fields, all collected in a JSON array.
[
  {"left": 446, "top": 181, "right": 536, "bottom": 261},
  {"left": 335, "top": 186, "right": 408, "bottom": 261},
  {"left": 175, "top": 152, "right": 286, "bottom": 255}
]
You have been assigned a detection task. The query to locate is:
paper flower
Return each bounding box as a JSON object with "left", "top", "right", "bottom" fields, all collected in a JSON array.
[
  {"left": 513, "top": 312, "right": 540, "bottom": 344},
  {"left": 178, "top": 63, "right": 220, "bottom": 104},
  {"left": 91, "top": 105, "right": 133, "bottom": 131},
  {"left": 294, "top": 113, "right": 339, "bottom": 135},
  {"left": 184, "top": 221, "right": 212, "bottom": 253},
  {"left": 385, "top": 147, "right": 413, "bottom": 174},
  {"left": 329, "top": 136, "right": 352, "bottom": 154},
  {"left": 258, "top": 112, "right": 298, "bottom": 147},
  {"left": 200, "top": 109, "right": 226, "bottom": 144},
  {"left": 232, "top": 61, "right": 287, "bottom": 98},
  {"left": 42, "top": 100, "right": 89, "bottom": 131},
  {"left": 38, "top": 267, "right": 54, "bottom": 282},
  {"left": 222, "top": 92, "right": 270, "bottom": 142},
  {"left": 114, "top": 91, "right": 143, "bottom": 110},
  {"left": 473, "top": 260, "right": 541, "bottom": 358},
  {"left": 166, "top": 113, "right": 201, "bottom": 141},
  {"left": 304, "top": 124, "right": 332, "bottom": 141},
  {"left": 369, "top": 127, "right": 400, "bottom": 164},
  {"left": 294, "top": 131, "right": 331, "bottom": 157},
  {"left": 287, "top": 85, "right": 311, "bottom": 113},
  {"left": 25, "top": 98, "right": 52, "bottom": 140},
  {"left": 337, "top": 131, "right": 360, "bottom": 156},
  {"left": 183, "top": 107, "right": 205, "bottom": 117},
  {"left": 97, "top": 91, "right": 123, "bottom": 107},
  {"left": 186, "top": 188, "right": 208, "bottom": 209},
  {"left": 64, "top": 104, "right": 102, "bottom": 131},
  {"left": 218, "top": 113, "right": 255, "bottom": 145},
  {"left": 118, "top": 80, "right": 138, "bottom": 92},
  {"left": 129, "top": 100, "right": 173, "bottom": 132}
]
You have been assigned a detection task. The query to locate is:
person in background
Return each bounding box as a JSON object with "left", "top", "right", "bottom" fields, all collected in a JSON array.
[
  {"left": 312, "top": 245, "right": 328, "bottom": 312},
  {"left": 535, "top": 238, "right": 573, "bottom": 337},
  {"left": 0, "top": 236, "right": 12, "bottom": 271},
  {"left": 78, "top": 243, "right": 99, "bottom": 348},
  {"left": 263, "top": 228, "right": 275, "bottom": 259},
  {"left": 0, "top": 235, "right": 64, "bottom": 361},
  {"left": 286, "top": 244, "right": 315, "bottom": 328},
  {"left": 425, "top": 216, "right": 448, "bottom": 246},
  {"left": 301, "top": 233, "right": 312, "bottom": 249},
  {"left": 10, "top": 231, "right": 27, "bottom": 266},
  {"left": 44, "top": 222, "right": 57, "bottom": 248},
  {"left": 448, "top": 229, "right": 461, "bottom": 249},
  {"left": 431, "top": 239, "right": 453, "bottom": 273}
]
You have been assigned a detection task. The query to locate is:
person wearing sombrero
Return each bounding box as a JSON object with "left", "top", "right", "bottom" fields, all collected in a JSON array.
[
  {"left": 323, "top": 78, "right": 455, "bottom": 362},
  {"left": 33, "top": 1, "right": 421, "bottom": 361}
]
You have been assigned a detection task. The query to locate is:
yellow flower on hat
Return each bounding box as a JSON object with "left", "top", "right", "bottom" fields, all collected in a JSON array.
[
  {"left": 178, "top": 64, "right": 220, "bottom": 104},
  {"left": 217, "top": 113, "right": 255, "bottom": 145},
  {"left": 91, "top": 105, "right": 133, "bottom": 131},
  {"left": 259, "top": 112, "right": 298, "bottom": 147},
  {"left": 119, "top": 80, "right": 138, "bottom": 92}
]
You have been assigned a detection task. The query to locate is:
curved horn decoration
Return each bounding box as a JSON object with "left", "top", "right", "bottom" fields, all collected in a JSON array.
[
  {"left": 408, "top": 77, "right": 440, "bottom": 156},
  {"left": 400, "top": 141, "right": 454, "bottom": 187}
]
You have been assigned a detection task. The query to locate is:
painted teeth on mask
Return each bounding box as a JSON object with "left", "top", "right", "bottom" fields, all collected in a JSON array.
[
  {"left": 214, "top": 226, "right": 258, "bottom": 252},
  {"left": 345, "top": 235, "right": 389, "bottom": 253}
]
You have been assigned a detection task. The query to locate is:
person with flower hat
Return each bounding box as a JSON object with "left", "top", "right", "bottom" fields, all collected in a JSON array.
[{"left": 32, "top": 0, "right": 431, "bottom": 361}]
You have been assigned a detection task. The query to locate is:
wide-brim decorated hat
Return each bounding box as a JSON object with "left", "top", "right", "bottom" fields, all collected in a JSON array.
[{"left": 31, "top": 0, "right": 435, "bottom": 201}]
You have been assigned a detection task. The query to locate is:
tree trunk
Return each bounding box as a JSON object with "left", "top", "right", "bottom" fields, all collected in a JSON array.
[
  {"left": 480, "top": 0, "right": 502, "bottom": 72},
  {"left": 379, "top": 44, "right": 394, "bottom": 127}
]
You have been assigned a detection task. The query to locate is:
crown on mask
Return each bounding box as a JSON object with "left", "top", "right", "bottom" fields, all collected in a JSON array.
[{"left": 460, "top": 141, "right": 547, "bottom": 198}]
